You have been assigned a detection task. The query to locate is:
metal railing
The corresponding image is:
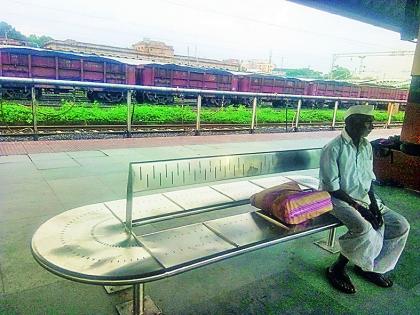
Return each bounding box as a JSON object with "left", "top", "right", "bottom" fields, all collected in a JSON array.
[{"left": 0, "top": 76, "right": 407, "bottom": 140}]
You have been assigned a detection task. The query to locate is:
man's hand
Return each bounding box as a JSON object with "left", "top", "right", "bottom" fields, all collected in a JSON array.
[
  {"left": 355, "top": 204, "right": 380, "bottom": 230},
  {"left": 369, "top": 202, "right": 383, "bottom": 228}
]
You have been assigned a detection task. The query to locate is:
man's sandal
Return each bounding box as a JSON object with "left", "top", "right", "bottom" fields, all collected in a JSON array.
[
  {"left": 354, "top": 266, "right": 393, "bottom": 287},
  {"left": 326, "top": 267, "right": 356, "bottom": 294}
]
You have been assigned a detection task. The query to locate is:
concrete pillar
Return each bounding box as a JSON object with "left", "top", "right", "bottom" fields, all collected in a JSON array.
[{"left": 400, "top": 25, "right": 420, "bottom": 146}]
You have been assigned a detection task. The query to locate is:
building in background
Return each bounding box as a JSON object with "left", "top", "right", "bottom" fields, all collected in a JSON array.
[
  {"left": 0, "top": 37, "right": 26, "bottom": 46},
  {"left": 132, "top": 39, "right": 174, "bottom": 57},
  {"left": 43, "top": 39, "right": 240, "bottom": 71},
  {"left": 241, "top": 59, "right": 275, "bottom": 73}
]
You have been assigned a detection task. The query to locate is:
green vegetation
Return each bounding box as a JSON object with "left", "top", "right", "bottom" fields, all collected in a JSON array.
[
  {"left": 0, "top": 101, "right": 405, "bottom": 126},
  {"left": 277, "top": 68, "right": 324, "bottom": 79},
  {"left": 329, "top": 66, "right": 353, "bottom": 80},
  {"left": 0, "top": 21, "right": 53, "bottom": 47}
]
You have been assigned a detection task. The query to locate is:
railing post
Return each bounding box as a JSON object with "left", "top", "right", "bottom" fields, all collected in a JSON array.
[
  {"left": 385, "top": 102, "right": 394, "bottom": 129},
  {"left": 250, "top": 96, "right": 257, "bottom": 133},
  {"left": 31, "top": 87, "right": 38, "bottom": 140},
  {"left": 294, "top": 99, "right": 302, "bottom": 131},
  {"left": 126, "top": 90, "right": 132, "bottom": 138},
  {"left": 331, "top": 100, "right": 339, "bottom": 130},
  {"left": 125, "top": 166, "right": 133, "bottom": 233},
  {"left": 195, "top": 94, "right": 202, "bottom": 135}
]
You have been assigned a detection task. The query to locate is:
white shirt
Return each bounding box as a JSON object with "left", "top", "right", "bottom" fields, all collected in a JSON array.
[{"left": 319, "top": 129, "right": 376, "bottom": 203}]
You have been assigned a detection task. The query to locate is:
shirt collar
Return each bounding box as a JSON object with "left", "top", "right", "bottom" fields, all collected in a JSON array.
[{"left": 341, "top": 129, "right": 369, "bottom": 147}]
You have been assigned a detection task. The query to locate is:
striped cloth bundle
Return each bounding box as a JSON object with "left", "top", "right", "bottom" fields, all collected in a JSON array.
[{"left": 250, "top": 181, "right": 333, "bottom": 224}]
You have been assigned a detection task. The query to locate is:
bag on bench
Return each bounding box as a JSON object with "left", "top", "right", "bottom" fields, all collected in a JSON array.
[{"left": 250, "top": 181, "right": 332, "bottom": 224}]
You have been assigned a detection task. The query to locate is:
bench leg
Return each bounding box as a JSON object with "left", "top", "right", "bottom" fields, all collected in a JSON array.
[
  {"left": 314, "top": 228, "right": 340, "bottom": 254},
  {"left": 115, "top": 283, "right": 162, "bottom": 315},
  {"left": 133, "top": 283, "right": 145, "bottom": 315}
]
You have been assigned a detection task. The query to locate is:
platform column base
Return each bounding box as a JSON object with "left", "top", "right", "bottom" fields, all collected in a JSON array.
[
  {"left": 104, "top": 285, "right": 131, "bottom": 294},
  {"left": 116, "top": 295, "right": 162, "bottom": 315}
]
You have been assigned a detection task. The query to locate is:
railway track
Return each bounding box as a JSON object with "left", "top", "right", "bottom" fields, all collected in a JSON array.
[{"left": 0, "top": 122, "right": 403, "bottom": 137}]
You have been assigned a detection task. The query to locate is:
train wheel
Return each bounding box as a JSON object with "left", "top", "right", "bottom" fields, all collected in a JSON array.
[
  {"left": 103, "top": 92, "right": 124, "bottom": 103},
  {"left": 145, "top": 93, "right": 157, "bottom": 104},
  {"left": 272, "top": 100, "right": 286, "bottom": 108},
  {"left": 135, "top": 92, "right": 145, "bottom": 103},
  {"left": 86, "top": 91, "right": 96, "bottom": 102},
  {"left": 210, "top": 97, "right": 231, "bottom": 107},
  {"left": 241, "top": 98, "right": 252, "bottom": 107},
  {"left": 165, "top": 96, "right": 175, "bottom": 104},
  {"left": 156, "top": 95, "right": 174, "bottom": 105},
  {"left": 2, "top": 87, "right": 31, "bottom": 100}
]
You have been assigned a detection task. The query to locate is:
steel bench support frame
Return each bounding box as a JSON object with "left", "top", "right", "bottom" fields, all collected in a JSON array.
[{"left": 120, "top": 149, "right": 340, "bottom": 314}]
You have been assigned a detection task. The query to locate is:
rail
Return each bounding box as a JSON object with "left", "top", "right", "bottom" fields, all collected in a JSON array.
[{"left": 0, "top": 76, "right": 407, "bottom": 140}]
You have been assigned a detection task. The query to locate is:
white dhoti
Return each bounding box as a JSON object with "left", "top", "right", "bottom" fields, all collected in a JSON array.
[{"left": 331, "top": 198, "right": 410, "bottom": 274}]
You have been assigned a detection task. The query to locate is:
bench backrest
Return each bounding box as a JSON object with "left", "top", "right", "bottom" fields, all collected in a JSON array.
[{"left": 125, "top": 148, "right": 322, "bottom": 229}]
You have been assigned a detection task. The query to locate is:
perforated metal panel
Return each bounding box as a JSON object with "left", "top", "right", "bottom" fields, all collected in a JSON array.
[
  {"left": 163, "top": 186, "right": 233, "bottom": 210},
  {"left": 250, "top": 175, "right": 290, "bottom": 189},
  {"left": 105, "top": 194, "right": 183, "bottom": 222},
  {"left": 250, "top": 174, "right": 320, "bottom": 190},
  {"left": 211, "top": 181, "right": 264, "bottom": 201},
  {"left": 130, "top": 149, "right": 321, "bottom": 192},
  {"left": 31, "top": 203, "right": 162, "bottom": 283},
  {"left": 138, "top": 223, "right": 236, "bottom": 268},
  {"left": 287, "top": 175, "right": 320, "bottom": 189},
  {"left": 204, "top": 212, "right": 286, "bottom": 246}
]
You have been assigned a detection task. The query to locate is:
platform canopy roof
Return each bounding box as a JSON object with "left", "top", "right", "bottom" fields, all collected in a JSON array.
[{"left": 288, "top": 0, "right": 420, "bottom": 41}]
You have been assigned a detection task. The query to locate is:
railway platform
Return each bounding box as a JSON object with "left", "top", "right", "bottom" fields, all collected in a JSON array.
[{"left": 0, "top": 129, "right": 418, "bottom": 315}]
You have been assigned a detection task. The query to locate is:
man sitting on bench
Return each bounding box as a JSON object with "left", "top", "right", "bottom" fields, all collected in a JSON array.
[{"left": 319, "top": 104, "right": 410, "bottom": 294}]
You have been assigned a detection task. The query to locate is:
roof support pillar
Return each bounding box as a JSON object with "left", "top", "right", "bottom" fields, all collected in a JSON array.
[{"left": 400, "top": 24, "right": 420, "bottom": 148}]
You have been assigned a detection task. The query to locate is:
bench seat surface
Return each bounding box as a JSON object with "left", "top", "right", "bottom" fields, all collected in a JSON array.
[{"left": 31, "top": 172, "right": 340, "bottom": 285}]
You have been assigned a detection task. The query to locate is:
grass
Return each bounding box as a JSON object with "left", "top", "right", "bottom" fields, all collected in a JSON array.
[{"left": 0, "top": 101, "right": 405, "bottom": 126}]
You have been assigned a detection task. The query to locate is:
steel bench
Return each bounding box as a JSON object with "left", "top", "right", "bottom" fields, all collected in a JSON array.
[{"left": 31, "top": 149, "right": 341, "bottom": 315}]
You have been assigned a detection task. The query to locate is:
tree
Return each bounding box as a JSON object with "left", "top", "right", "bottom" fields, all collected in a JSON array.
[
  {"left": 0, "top": 21, "right": 26, "bottom": 41},
  {"left": 0, "top": 21, "right": 54, "bottom": 47},
  {"left": 278, "top": 67, "right": 324, "bottom": 79},
  {"left": 27, "top": 34, "right": 53, "bottom": 47},
  {"left": 328, "top": 66, "right": 352, "bottom": 80}
]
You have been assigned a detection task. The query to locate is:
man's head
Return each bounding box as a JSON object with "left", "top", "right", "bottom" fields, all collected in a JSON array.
[{"left": 344, "top": 105, "right": 374, "bottom": 138}]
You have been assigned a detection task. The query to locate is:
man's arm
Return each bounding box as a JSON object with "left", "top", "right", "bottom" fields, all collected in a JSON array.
[
  {"left": 368, "top": 183, "right": 383, "bottom": 228},
  {"left": 330, "top": 188, "right": 380, "bottom": 230}
]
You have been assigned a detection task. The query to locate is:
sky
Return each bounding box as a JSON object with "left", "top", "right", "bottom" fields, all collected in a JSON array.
[{"left": 0, "top": 0, "right": 416, "bottom": 76}]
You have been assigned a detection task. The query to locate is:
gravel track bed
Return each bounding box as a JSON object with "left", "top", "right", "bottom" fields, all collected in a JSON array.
[{"left": 0, "top": 127, "right": 334, "bottom": 142}]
